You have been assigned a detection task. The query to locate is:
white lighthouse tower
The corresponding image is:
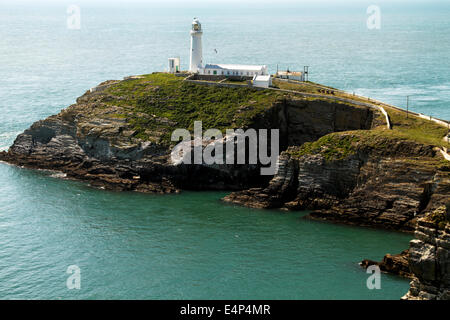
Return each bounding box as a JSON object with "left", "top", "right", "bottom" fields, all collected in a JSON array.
[{"left": 189, "top": 18, "right": 203, "bottom": 73}]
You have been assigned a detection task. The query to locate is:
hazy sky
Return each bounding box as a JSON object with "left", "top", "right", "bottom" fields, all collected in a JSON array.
[
  {"left": 3, "top": 0, "right": 448, "bottom": 4},
  {"left": 3, "top": 0, "right": 448, "bottom": 11}
]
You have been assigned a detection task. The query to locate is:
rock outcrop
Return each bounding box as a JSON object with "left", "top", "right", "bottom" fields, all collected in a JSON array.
[
  {"left": 402, "top": 205, "right": 450, "bottom": 300},
  {"left": 223, "top": 133, "right": 450, "bottom": 231},
  {"left": 360, "top": 250, "right": 412, "bottom": 278}
]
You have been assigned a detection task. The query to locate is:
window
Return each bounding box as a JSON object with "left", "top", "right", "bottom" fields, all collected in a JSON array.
[{"left": 213, "top": 70, "right": 217, "bottom": 75}]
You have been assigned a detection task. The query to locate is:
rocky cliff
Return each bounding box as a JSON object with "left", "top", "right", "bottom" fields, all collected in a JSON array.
[
  {"left": 223, "top": 132, "right": 450, "bottom": 232},
  {"left": 0, "top": 73, "right": 377, "bottom": 193},
  {"left": 402, "top": 205, "right": 450, "bottom": 300}
]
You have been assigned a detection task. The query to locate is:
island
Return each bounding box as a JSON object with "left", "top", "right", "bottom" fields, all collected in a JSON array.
[{"left": 1, "top": 72, "right": 449, "bottom": 299}]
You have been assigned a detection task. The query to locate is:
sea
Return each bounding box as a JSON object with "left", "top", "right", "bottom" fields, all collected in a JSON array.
[{"left": 0, "top": 0, "right": 449, "bottom": 299}]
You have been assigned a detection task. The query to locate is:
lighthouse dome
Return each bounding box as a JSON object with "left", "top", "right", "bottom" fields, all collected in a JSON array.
[{"left": 192, "top": 18, "right": 202, "bottom": 32}]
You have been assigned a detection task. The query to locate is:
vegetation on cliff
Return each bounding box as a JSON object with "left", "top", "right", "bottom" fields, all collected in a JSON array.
[
  {"left": 103, "top": 73, "right": 282, "bottom": 144},
  {"left": 287, "top": 133, "right": 360, "bottom": 161},
  {"left": 274, "top": 78, "right": 448, "bottom": 150},
  {"left": 425, "top": 205, "right": 450, "bottom": 229},
  {"left": 85, "top": 73, "right": 448, "bottom": 155},
  {"left": 287, "top": 114, "right": 448, "bottom": 163}
]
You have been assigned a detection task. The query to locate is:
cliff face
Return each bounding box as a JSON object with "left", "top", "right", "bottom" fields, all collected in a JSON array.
[
  {"left": 403, "top": 206, "right": 450, "bottom": 300},
  {"left": 0, "top": 73, "right": 376, "bottom": 193},
  {"left": 223, "top": 132, "right": 450, "bottom": 231}
]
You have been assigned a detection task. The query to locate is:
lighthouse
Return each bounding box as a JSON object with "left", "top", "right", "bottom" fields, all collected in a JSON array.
[{"left": 189, "top": 18, "right": 203, "bottom": 73}]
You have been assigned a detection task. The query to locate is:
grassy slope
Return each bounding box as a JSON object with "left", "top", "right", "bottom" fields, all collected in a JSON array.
[
  {"left": 273, "top": 78, "right": 449, "bottom": 150},
  {"left": 104, "top": 73, "right": 282, "bottom": 144},
  {"left": 385, "top": 107, "right": 448, "bottom": 148},
  {"left": 100, "top": 73, "right": 448, "bottom": 155}
]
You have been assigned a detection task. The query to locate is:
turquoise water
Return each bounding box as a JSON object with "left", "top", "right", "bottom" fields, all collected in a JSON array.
[
  {"left": 0, "top": 164, "right": 411, "bottom": 299},
  {"left": 2, "top": 0, "right": 449, "bottom": 299}
]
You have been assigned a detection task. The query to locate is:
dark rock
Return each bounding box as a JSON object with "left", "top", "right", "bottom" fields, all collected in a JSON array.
[
  {"left": 223, "top": 138, "right": 450, "bottom": 232},
  {"left": 403, "top": 206, "right": 450, "bottom": 300},
  {"left": 360, "top": 250, "right": 412, "bottom": 278}
]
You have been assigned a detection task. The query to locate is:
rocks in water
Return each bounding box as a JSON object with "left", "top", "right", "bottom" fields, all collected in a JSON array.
[
  {"left": 402, "top": 206, "right": 450, "bottom": 300},
  {"left": 360, "top": 250, "right": 412, "bottom": 278},
  {"left": 222, "top": 152, "right": 299, "bottom": 208}
]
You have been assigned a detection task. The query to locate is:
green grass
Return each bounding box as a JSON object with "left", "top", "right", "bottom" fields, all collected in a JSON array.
[
  {"left": 287, "top": 127, "right": 448, "bottom": 164},
  {"left": 272, "top": 79, "right": 321, "bottom": 95},
  {"left": 273, "top": 78, "right": 449, "bottom": 149},
  {"left": 287, "top": 133, "right": 361, "bottom": 161},
  {"left": 104, "top": 73, "right": 283, "bottom": 144},
  {"left": 384, "top": 107, "right": 449, "bottom": 149}
]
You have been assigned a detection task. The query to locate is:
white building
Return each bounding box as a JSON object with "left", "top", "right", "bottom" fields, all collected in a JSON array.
[
  {"left": 189, "top": 18, "right": 203, "bottom": 73},
  {"left": 186, "top": 18, "right": 269, "bottom": 78},
  {"left": 168, "top": 57, "right": 180, "bottom": 73},
  {"left": 252, "top": 75, "right": 272, "bottom": 88},
  {"left": 276, "top": 71, "right": 304, "bottom": 81},
  {"left": 199, "top": 64, "right": 268, "bottom": 77}
]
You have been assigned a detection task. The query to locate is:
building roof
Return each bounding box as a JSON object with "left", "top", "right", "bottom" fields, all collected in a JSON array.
[
  {"left": 204, "top": 64, "right": 266, "bottom": 71},
  {"left": 253, "top": 75, "right": 271, "bottom": 81}
]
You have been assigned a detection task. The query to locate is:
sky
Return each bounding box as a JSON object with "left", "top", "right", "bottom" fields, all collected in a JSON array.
[
  {"left": 2, "top": 0, "right": 449, "bottom": 14},
  {"left": 3, "top": 0, "right": 449, "bottom": 5},
  {"left": 1, "top": 0, "right": 448, "bottom": 15}
]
